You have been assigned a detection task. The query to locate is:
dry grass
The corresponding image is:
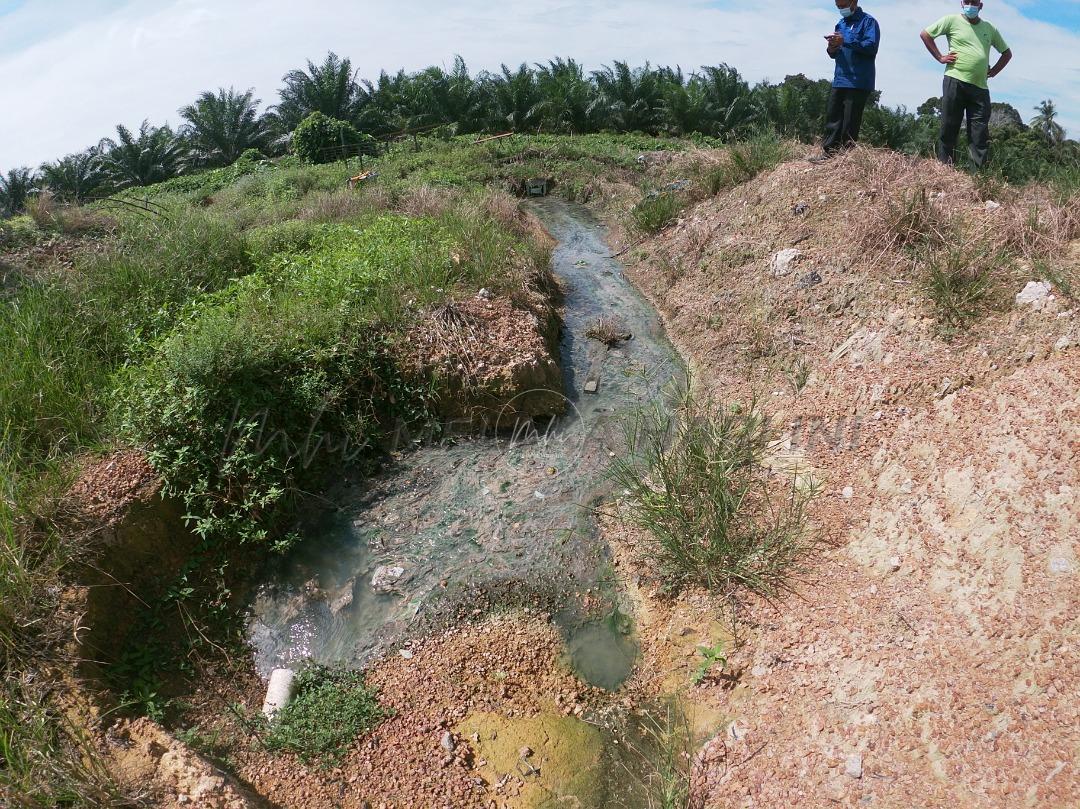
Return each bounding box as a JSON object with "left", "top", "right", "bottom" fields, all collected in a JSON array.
[
  {"left": 26, "top": 192, "right": 114, "bottom": 236},
  {"left": 297, "top": 188, "right": 388, "bottom": 223},
  {"left": 585, "top": 316, "right": 632, "bottom": 346}
]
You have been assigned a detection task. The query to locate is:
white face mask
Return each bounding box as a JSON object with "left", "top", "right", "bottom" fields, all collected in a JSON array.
[
  {"left": 962, "top": 4, "right": 980, "bottom": 18},
  {"left": 839, "top": 5, "right": 855, "bottom": 17}
]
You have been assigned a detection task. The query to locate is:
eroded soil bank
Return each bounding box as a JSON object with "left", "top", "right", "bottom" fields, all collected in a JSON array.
[{"left": 606, "top": 148, "right": 1079, "bottom": 808}]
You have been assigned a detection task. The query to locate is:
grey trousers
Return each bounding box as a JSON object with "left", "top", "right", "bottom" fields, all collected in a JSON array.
[{"left": 938, "top": 76, "right": 991, "bottom": 169}]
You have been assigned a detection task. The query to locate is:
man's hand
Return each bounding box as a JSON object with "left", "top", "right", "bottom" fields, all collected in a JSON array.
[
  {"left": 826, "top": 33, "right": 844, "bottom": 49},
  {"left": 939, "top": 51, "right": 958, "bottom": 65}
]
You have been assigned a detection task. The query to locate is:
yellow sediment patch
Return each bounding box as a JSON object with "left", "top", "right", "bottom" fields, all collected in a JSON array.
[{"left": 456, "top": 711, "right": 605, "bottom": 808}]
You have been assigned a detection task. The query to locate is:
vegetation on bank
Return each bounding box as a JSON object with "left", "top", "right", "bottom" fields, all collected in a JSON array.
[{"left": 263, "top": 665, "right": 387, "bottom": 766}]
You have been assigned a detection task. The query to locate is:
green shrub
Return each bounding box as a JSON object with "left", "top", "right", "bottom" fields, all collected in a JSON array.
[
  {"left": 292, "top": 112, "right": 376, "bottom": 165},
  {"left": 264, "top": 665, "right": 387, "bottom": 766},
  {"left": 116, "top": 214, "right": 515, "bottom": 555},
  {"left": 609, "top": 386, "right": 816, "bottom": 595}
]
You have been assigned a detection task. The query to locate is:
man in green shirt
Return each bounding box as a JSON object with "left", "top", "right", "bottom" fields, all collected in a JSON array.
[{"left": 920, "top": 1, "right": 1013, "bottom": 168}]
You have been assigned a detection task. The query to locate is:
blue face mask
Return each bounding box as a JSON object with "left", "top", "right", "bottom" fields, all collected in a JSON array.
[
  {"left": 839, "top": 5, "right": 855, "bottom": 17},
  {"left": 962, "top": 4, "right": 980, "bottom": 18}
]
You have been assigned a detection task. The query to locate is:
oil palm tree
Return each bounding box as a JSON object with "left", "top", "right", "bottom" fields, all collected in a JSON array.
[
  {"left": 589, "top": 61, "right": 667, "bottom": 133},
  {"left": 532, "top": 58, "right": 596, "bottom": 134},
  {"left": 0, "top": 167, "right": 37, "bottom": 217},
  {"left": 398, "top": 57, "right": 478, "bottom": 132},
  {"left": 97, "top": 121, "right": 186, "bottom": 188},
  {"left": 270, "top": 52, "right": 363, "bottom": 134},
  {"left": 1031, "top": 100, "right": 1066, "bottom": 146},
  {"left": 39, "top": 148, "right": 108, "bottom": 203},
  {"left": 479, "top": 63, "right": 541, "bottom": 131},
  {"left": 179, "top": 87, "right": 267, "bottom": 167}
]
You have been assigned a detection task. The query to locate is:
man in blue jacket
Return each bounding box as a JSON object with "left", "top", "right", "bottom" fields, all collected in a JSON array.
[{"left": 819, "top": 0, "right": 880, "bottom": 157}]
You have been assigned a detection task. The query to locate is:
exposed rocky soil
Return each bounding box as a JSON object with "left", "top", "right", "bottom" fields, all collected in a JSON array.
[
  {"left": 179, "top": 614, "right": 610, "bottom": 809},
  {"left": 605, "top": 146, "right": 1080, "bottom": 807}
]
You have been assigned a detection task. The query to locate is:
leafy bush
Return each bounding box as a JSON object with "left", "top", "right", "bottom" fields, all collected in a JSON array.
[
  {"left": 264, "top": 665, "right": 387, "bottom": 765},
  {"left": 609, "top": 387, "right": 816, "bottom": 595},
  {"left": 116, "top": 217, "right": 454, "bottom": 552},
  {"left": 292, "top": 112, "right": 376, "bottom": 165}
]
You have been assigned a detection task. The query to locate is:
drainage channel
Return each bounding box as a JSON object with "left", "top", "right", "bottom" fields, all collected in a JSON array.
[{"left": 245, "top": 198, "right": 686, "bottom": 801}]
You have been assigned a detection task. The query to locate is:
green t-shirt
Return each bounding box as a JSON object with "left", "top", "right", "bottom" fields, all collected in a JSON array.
[{"left": 925, "top": 14, "right": 1009, "bottom": 90}]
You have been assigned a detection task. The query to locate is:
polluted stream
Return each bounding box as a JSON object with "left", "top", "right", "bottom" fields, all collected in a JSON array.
[{"left": 246, "top": 197, "right": 687, "bottom": 804}]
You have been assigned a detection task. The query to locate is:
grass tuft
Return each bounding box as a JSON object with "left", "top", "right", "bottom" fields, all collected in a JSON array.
[
  {"left": 920, "top": 242, "right": 1002, "bottom": 333},
  {"left": 609, "top": 385, "right": 816, "bottom": 597},
  {"left": 632, "top": 193, "right": 684, "bottom": 234}
]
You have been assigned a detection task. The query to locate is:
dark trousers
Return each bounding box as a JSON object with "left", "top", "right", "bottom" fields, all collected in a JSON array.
[
  {"left": 938, "top": 76, "right": 991, "bottom": 169},
  {"left": 822, "top": 87, "right": 871, "bottom": 154}
]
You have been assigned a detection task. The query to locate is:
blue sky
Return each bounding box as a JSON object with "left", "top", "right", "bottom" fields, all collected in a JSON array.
[{"left": 1, "top": 0, "right": 1078, "bottom": 169}]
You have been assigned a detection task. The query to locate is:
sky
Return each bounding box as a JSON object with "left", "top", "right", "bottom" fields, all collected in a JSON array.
[{"left": 2, "top": 0, "right": 1079, "bottom": 170}]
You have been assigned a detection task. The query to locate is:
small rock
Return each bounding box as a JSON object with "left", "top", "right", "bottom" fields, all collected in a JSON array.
[
  {"left": 519, "top": 746, "right": 533, "bottom": 758},
  {"left": 399, "top": 649, "right": 414, "bottom": 659},
  {"left": 1054, "top": 335, "right": 1074, "bottom": 352},
  {"left": 771, "top": 248, "right": 803, "bottom": 278},
  {"left": 477, "top": 288, "right": 493, "bottom": 300},
  {"left": 842, "top": 486, "right": 855, "bottom": 500},
  {"left": 793, "top": 202, "right": 810, "bottom": 215},
  {"left": 750, "top": 664, "right": 769, "bottom": 677},
  {"left": 796, "top": 270, "right": 823, "bottom": 290},
  {"left": 329, "top": 579, "right": 355, "bottom": 616},
  {"left": 845, "top": 754, "right": 863, "bottom": 779},
  {"left": 371, "top": 565, "right": 405, "bottom": 593},
  {"left": 583, "top": 379, "right": 599, "bottom": 394},
  {"left": 1048, "top": 557, "right": 1073, "bottom": 575},
  {"left": 984, "top": 200, "right": 1001, "bottom": 211},
  {"left": 900, "top": 479, "right": 915, "bottom": 494},
  {"left": 441, "top": 732, "right": 456, "bottom": 752},
  {"left": 888, "top": 556, "right": 902, "bottom": 572},
  {"left": 1015, "top": 281, "right": 1052, "bottom": 308}
]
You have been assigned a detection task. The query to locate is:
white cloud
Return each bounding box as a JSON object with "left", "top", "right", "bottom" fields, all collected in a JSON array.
[{"left": 0, "top": 0, "right": 1077, "bottom": 169}]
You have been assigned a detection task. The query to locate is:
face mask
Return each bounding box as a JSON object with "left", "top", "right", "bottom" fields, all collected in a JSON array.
[
  {"left": 962, "top": 5, "right": 980, "bottom": 18},
  {"left": 839, "top": 5, "right": 855, "bottom": 17}
]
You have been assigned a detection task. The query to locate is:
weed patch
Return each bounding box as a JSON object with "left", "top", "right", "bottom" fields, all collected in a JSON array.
[
  {"left": 632, "top": 193, "right": 683, "bottom": 234},
  {"left": 920, "top": 242, "right": 1004, "bottom": 333},
  {"left": 264, "top": 665, "right": 387, "bottom": 766}
]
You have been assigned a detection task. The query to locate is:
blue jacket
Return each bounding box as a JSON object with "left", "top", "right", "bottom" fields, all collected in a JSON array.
[{"left": 830, "top": 8, "right": 879, "bottom": 91}]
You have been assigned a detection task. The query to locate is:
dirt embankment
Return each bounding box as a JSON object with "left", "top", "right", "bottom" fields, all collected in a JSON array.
[{"left": 606, "top": 147, "right": 1079, "bottom": 807}]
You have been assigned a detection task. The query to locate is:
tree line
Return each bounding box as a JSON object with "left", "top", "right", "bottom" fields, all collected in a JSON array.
[{"left": 2, "top": 54, "right": 1076, "bottom": 216}]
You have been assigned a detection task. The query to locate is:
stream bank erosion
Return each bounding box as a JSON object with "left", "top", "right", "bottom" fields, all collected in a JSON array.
[{"left": 603, "top": 147, "right": 1080, "bottom": 808}]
